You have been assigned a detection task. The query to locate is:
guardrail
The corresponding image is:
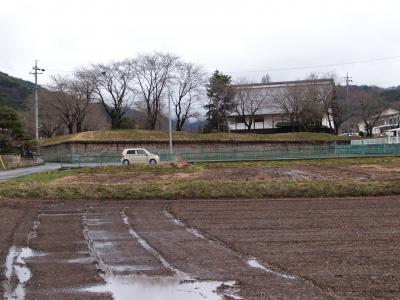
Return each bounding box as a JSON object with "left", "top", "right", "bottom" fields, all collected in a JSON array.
[{"left": 55, "top": 143, "right": 400, "bottom": 166}]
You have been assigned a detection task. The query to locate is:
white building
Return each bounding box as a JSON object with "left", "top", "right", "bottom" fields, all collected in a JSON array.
[
  {"left": 358, "top": 108, "right": 400, "bottom": 136},
  {"left": 227, "top": 79, "right": 335, "bottom": 133}
]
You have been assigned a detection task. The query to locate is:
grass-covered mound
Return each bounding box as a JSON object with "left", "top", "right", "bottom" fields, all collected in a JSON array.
[{"left": 41, "top": 130, "right": 351, "bottom": 146}]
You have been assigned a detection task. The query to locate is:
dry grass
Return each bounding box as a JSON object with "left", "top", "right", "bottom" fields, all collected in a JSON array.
[
  {"left": 40, "top": 130, "right": 352, "bottom": 146},
  {"left": 0, "top": 179, "right": 397, "bottom": 200},
  {"left": 1, "top": 157, "right": 400, "bottom": 200}
]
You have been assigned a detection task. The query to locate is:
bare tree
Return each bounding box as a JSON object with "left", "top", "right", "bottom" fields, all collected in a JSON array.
[
  {"left": 273, "top": 76, "right": 341, "bottom": 132},
  {"left": 22, "top": 89, "right": 65, "bottom": 138},
  {"left": 233, "top": 78, "right": 266, "bottom": 132},
  {"left": 131, "top": 52, "right": 178, "bottom": 130},
  {"left": 69, "top": 68, "right": 97, "bottom": 132},
  {"left": 170, "top": 62, "right": 206, "bottom": 131},
  {"left": 260, "top": 74, "right": 271, "bottom": 84},
  {"left": 302, "top": 77, "right": 330, "bottom": 131},
  {"left": 91, "top": 60, "right": 135, "bottom": 129},
  {"left": 321, "top": 86, "right": 345, "bottom": 135},
  {"left": 354, "top": 90, "right": 386, "bottom": 136},
  {"left": 48, "top": 69, "right": 98, "bottom": 134},
  {"left": 272, "top": 83, "right": 308, "bottom": 131},
  {"left": 49, "top": 76, "right": 77, "bottom": 134},
  {"left": 307, "top": 73, "right": 345, "bottom": 135}
]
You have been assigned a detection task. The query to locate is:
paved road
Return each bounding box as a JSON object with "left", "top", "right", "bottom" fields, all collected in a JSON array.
[
  {"left": 0, "top": 162, "right": 125, "bottom": 182},
  {"left": 0, "top": 163, "right": 62, "bottom": 182}
]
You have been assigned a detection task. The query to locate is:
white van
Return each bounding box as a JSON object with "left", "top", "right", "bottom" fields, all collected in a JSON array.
[{"left": 121, "top": 148, "right": 160, "bottom": 165}]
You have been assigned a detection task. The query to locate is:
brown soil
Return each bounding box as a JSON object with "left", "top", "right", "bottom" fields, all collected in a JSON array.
[
  {"left": 1, "top": 197, "right": 400, "bottom": 299},
  {"left": 170, "top": 197, "right": 400, "bottom": 299},
  {"left": 51, "top": 163, "right": 400, "bottom": 185}
]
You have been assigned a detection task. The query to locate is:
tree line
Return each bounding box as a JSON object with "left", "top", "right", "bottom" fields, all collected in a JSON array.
[
  {"left": 34, "top": 52, "right": 206, "bottom": 137},
  {"left": 18, "top": 52, "right": 391, "bottom": 138}
]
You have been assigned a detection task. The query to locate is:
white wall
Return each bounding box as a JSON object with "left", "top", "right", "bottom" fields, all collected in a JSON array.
[{"left": 228, "top": 114, "right": 286, "bottom": 130}]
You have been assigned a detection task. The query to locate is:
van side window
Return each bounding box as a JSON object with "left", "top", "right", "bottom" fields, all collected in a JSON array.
[
  {"left": 126, "top": 150, "right": 136, "bottom": 155},
  {"left": 137, "top": 149, "right": 146, "bottom": 155}
]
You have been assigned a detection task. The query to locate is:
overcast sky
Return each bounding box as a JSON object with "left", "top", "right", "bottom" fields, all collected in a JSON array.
[{"left": 1, "top": 0, "right": 399, "bottom": 87}]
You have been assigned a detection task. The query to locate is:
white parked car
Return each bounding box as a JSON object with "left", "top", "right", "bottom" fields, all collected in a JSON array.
[{"left": 121, "top": 148, "right": 160, "bottom": 165}]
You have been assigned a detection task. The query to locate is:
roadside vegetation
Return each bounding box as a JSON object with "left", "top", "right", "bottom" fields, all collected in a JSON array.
[{"left": 1, "top": 157, "right": 400, "bottom": 200}]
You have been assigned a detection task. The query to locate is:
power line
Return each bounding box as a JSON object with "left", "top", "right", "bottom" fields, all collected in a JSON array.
[{"left": 227, "top": 55, "right": 400, "bottom": 74}]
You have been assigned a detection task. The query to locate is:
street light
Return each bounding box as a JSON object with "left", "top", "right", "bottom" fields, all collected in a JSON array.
[{"left": 168, "top": 89, "right": 173, "bottom": 160}]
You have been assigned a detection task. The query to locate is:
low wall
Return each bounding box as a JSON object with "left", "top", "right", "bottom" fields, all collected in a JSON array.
[
  {"left": 0, "top": 155, "right": 45, "bottom": 170},
  {"left": 40, "top": 140, "right": 350, "bottom": 161}
]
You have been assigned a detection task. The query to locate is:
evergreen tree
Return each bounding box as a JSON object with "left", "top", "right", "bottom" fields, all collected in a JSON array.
[
  {"left": 0, "top": 105, "right": 36, "bottom": 154},
  {"left": 204, "top": 70, "right": 233, "bottom": 132}
]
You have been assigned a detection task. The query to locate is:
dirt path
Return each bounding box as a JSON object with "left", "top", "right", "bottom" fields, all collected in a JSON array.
[{"left": 2, "top": 197, "right": 400, "bottom": 299}]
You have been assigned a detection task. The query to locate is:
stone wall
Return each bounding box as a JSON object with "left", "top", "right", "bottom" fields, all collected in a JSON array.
[
  {"left": 0, "top": 155, "right": 45, "bottom": 170},
  {"left": 40, "top": 140, "right": 349, "bottom": 161}
]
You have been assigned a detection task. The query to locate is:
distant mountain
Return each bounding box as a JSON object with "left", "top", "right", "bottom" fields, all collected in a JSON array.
[
  {"left": 336, "top": 84, "right": 400, "bottom": 103},
  {"left": 183, "top": 119, "right": 207, "bottom": 133},
  {"left": 0, "top": 71, "right": 35, "bottom": 108},
  {"left": 380, "top": 86, "right": 400, "bottom": 102}
]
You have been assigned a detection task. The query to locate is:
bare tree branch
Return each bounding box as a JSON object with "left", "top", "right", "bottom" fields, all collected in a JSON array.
[
  {"left": 131, "top": 52, "right": 178, "bottom": 130},
  {"left": 91, "top": 61, "right": 135, "bottom": 129},
  {"left": 170, "top": 62, "right": 206, "bottom": 131},
  {"left": 233, "top": 78, "right": 266, "bottom": 132}
]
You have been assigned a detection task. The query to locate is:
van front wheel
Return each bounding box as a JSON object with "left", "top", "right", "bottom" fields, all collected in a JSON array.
[{"left": 149, "top": 159, "right": 157, "bottom": 165}]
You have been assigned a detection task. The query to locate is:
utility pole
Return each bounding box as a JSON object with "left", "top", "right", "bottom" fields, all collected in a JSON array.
[
  {"left": 168, "top": 89, "right": 173, "bottom": 159},
  {"left": 30, "top": 60, "right": 45, "bottom": 140},
  {"left": 345, "top": 72, "right": 352, "bottom": 135}
]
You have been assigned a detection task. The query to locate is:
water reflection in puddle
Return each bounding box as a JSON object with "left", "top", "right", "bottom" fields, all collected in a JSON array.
[
  {"left": 80, "top": 210, "right": 241, "bottom": 300},
  {"left": 247, "top": 259, "right": 296, "bottom": 279},
  {"left": 110, "top": 265, "right": 156, "bottom": 273},
  {"left": 83, "top": 275, "right": 238, "bottom": 300},
  {"left": 3, "top": 246, "right": 44, "bottom": 300}
]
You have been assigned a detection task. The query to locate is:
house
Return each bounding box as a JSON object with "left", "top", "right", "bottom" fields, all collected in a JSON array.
[
  {"left": 227, "top": 79, "right": 335, "bottom": 133},
  {"left": 358, "top": 108, "right": 400, "bottom": 135}
]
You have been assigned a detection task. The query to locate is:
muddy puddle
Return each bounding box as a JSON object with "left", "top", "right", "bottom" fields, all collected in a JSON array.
[
  {"left": 3, "top": 246, "right": 43, "bottom": 300},
  {"left": 78, "top": 208, "right": 241, "bottom": 300},
  {"left": 82, "top": 276, "right": 239, "bottom": 300}
]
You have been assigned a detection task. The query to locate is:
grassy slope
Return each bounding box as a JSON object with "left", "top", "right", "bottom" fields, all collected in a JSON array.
[
  {"left": 40, "top": 130, "right": 351, "bottom": 146},
  {"left": 1, "top": 157, "right": 399, "bottom": 200}
]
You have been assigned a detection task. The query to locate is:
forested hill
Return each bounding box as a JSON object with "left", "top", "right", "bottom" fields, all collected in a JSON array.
[
  {"left": 380, "top": 87, "right": 400, "bottom": 102},
  {"left": 340, "top": 84, "right": 400, "bottom": 102},
  {"left": 0, "top": 71, "right": 35, "bottom": 108}
]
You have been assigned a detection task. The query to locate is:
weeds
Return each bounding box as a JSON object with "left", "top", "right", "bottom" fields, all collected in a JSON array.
[{"left": 2, "top": 157, "right": 400, "bottom": 200}]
